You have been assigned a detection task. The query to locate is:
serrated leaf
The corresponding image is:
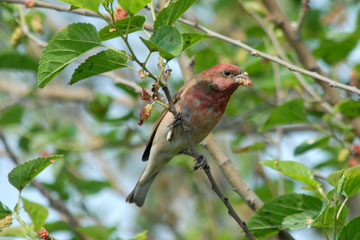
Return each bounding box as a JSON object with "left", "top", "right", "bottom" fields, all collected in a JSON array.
[
  {"left": 182, "top": 33, "right": 207, "bottom": 50},
  {"left": 118, "top": 0, "right": 151, "bottom": 14},
  {"left": 22, "top": 198, "right": 48, "bottom": 231},
  {"left": 248, "top": 194, "right": 322, "bottom": 237},
  {"left": 76, "top": 225, "right": 115, "bottom": 240},
  {"left": 261, "top": 160, "right": 320, "bottom": 188},
  {"left": 0, "top": 51, "right": 38, "bottom": 71},
  {"left": 0, "top": 104, "right": 24, "bottom": 126},
  {"left": 338, "top": 216, "right": 360, "bottom": 240},
  {"left": 141, "top": 26, "right": 183, "bottom": 60},
  {"left": 37, "top": 23, "right": 101, "bottom": 88},
  {"left": 58, "top": 0, "right": 100, "bottom": 12},
  {"left": 154, "top": 0, "right": 197, "bottom": 30},
  {"left": 70, "top": 49, "right": 128, "bottom": 84},
  {"left": 261, "top": 98, "right": 307, "bottom": 132},
  {"left": 294, "top": 136, "right": 329, "bottom": 155},
  {"left": 99, "top": 16, "right": 145, "bottom": 41},
  {"left": 8, "top": 155, "right": 62, "bottom": 191},
  {"left": 0, "top": 202, "right": 12, "bottom": 219},
  {"left": 328, "top": 166, "right": 360, "bottom": 198}
]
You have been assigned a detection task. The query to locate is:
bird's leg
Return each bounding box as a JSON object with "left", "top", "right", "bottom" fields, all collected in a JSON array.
[{"left": 181, "top": 149, "right": 208, "bottom": 171}]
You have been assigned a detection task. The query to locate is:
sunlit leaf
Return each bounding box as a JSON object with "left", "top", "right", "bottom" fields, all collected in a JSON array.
[{"left": 22, "top": 198, "right": 48, "bottom": 231}]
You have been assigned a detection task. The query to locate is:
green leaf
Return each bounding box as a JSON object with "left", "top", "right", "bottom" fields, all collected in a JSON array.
[
  {"left": 99, "top": 16, "right": 146, "bottom": 41},
  {"left": 72, "top": 179, "right": 111, "bottom": 195},
  {"left": 141, "top": 26, "right": 183, "bottom": 60},
  {"left": 0, "top": 226, "right": 27, "bottom": 237},
  {"left": 261, "top": 98, "right": 307, "bottom": 132},
  {"left": 44, "top": 221, "right": 71, "bottom": 232},
  {"left": 328, "top": 166, "right": 360, "bottom": 198},
  {"left": 294, "top": 136, "right": 330, "bottom": 155},
  {"left": 8, "top": 155, "right": 62, "bottom": 191},
  {"left": 0, "top": 104, "right": 24, "bottom": 126},
  {"left": 37, "top": 23, "right": 101, "bottom": 88},
  {"left": 182, "top": 33, "right": 207, "bottom": 51},
  {"left": 70, "top": 49, "right": 128, "bottom": 84},
  {"left": 337, "top": 99, "right": 360, "bottom": 119},
  {"left": 58, "top": 0, "right": 100, "bottom": 12},
  {"left": 338, "top": 216, "right": 360, "bottom": 240},
  {"left": 261, "top": 160, "right": 320, "bottom": 188},
  {"left": 248, "top": 194, "right": 322, "bottom": 237},
  {"left": 0, "top": 202, "right": 12, "bottom": 219},
  {"left": 118, "top": 0, "right": 151, "bottom": 14},
  {"left": 282, "top": 212, "right": 317, "bottom": 230},
  {"left": 154, "top": 0, "right": 197, "bottom": 30},
  {"left": 0, "top": 51, "right": 38, "bottom": 71},
  {"left": 76, "top": 225, "right": 115, "bottom": 240},
  {"left": 86, "top": 93, "right": 112, "bottom": 120},
  {"left": 22, "top": 198, "right": 48, "bottom": 231},
  {"left": 129, "top": 230, "right": 147, "bottom": 240}
]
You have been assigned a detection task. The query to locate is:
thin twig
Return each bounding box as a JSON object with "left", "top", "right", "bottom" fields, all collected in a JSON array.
[{"left": 296, "top": 0, "right": 310, "bottom": 31}]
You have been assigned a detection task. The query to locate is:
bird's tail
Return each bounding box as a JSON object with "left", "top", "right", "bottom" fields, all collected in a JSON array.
[{"left": 126, "top": 172, "right": 158, "bottom": 207}]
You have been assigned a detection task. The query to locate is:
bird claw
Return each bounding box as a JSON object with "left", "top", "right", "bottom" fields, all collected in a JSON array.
[{"left": 193, "top": 155, "right": 207, "bottom": 171}]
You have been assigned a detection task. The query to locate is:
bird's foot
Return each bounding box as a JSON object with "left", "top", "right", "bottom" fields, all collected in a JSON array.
[{"left": 193, "top": 155, "right": 208, "bottom": 171}]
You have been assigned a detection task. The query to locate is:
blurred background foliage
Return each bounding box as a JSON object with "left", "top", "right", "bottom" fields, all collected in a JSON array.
[{"left": 0, "top": 0, "right": 360, "bottom": 239}]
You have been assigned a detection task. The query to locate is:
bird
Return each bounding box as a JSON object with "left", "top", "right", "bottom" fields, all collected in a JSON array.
[{"left": 126, "top": 64, "right": 252, "bottom": 207}]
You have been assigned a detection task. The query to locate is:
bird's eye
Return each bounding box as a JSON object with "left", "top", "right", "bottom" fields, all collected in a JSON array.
[{"left": 224, "top": 70, "right": 231, "bottom": 76}]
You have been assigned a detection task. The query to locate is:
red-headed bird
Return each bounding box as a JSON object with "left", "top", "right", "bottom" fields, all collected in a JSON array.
[{"left": 126, "top": 64, "right": 252, "bottom": 207}]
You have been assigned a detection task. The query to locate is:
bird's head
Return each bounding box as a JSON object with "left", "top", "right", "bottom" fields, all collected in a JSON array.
[{"left": 201, "top": 64, "right": 252, "bottom": 92}]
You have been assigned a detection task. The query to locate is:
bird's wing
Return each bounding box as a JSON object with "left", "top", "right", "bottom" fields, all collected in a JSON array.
[{"left": 141, "top": 78, "right": 194, "bottom": 161}]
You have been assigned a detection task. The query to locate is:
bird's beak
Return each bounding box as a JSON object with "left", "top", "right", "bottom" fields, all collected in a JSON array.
[{"left": 235, "top": 72, "right": 252, "bottom": 86}]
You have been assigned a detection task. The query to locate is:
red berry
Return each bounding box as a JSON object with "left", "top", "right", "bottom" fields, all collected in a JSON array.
[
  {"left": 24, "top": 0, "right": 35, "bottom": 8},
  {"left": 353, "top": 144, "right": 360, "bottom": 155},
  {"left": 39, "top": 227, "right": 49, "bottom": 239},
  {"left": 114, "top": 5, "right": 127, "bottom": 21}
]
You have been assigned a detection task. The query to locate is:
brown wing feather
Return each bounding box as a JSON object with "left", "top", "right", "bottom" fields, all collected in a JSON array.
[{"left": 141, "top": 78, "right": 195, "bottom": 161}]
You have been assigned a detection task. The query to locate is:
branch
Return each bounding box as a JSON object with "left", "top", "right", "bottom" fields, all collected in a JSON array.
[
  {"left": 0, "top": 130, "right": 90, "bottom": 240},
  {"left": 296, "top": 0, "right": 310, "bottom": 31},
  {"left": 201, "top": 134, "right": 263, "bottom": 211},
  {"left": 176, "top": 17, "right": 360, "bottom": 96}
]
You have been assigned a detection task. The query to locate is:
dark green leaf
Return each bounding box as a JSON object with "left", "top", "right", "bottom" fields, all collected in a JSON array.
[
  {"left": 58, "top": 0, "right": 100, "bottom": 12},
  {"left": 141, "top": 26, "right": 183, "bottom": 60},
  {"left": 73, "top": 179, "right": 111, "bottom": 195},
  {"left": 76, "top": 225, "right": 115, "bottom": 240},
  {"left": 154, "top": 0, "right": 197, "bottom": 29},
  {"left": 261, "top": 98, "right": 307, "bottom": 132},
  {"left": 8, "top": 155, "right": 62, "bottom": 191},
  {"left": 0, "top": 202, "right": 12, "bottom": 219},
  {"left": 86, "top": 94, "right": 112, "bottom": 120},
  {"left": 118, "top": 0, "right": 151, "bottom": 14},
  {"left": 22, "top": 198, "right": 48, "bottom": 231},
  {"left": 0, "top": 51, "right": 38, "bottom": 71},
  {"left": 294, "top": 136, "right": 330, "bottom": 155},
  {"left": 261, "top": 160, "right": 320, "bottom": 188},
  {"left": 99, "top": 16, "right": 146, "bottom": 41},
  {"left": 70, "top": 49, "right": 128, "bottom": 84},
  {"left": 37, "top": 23, "right": 101, "bottom": 88},
  {"left": 338, "top": 216, "right": 360, "bottom": 240},
  {"left": 337, "top": 99, "right": 360, "bottom": 119},
  {"left": 182, "top": 33, "right": 207, "bottom": 51},
  {"left": 248, "top": 194, "right": 322, "bottom": 237},
  {"left": 0, "top": 104, "right": 24, "bottom": 126}
]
